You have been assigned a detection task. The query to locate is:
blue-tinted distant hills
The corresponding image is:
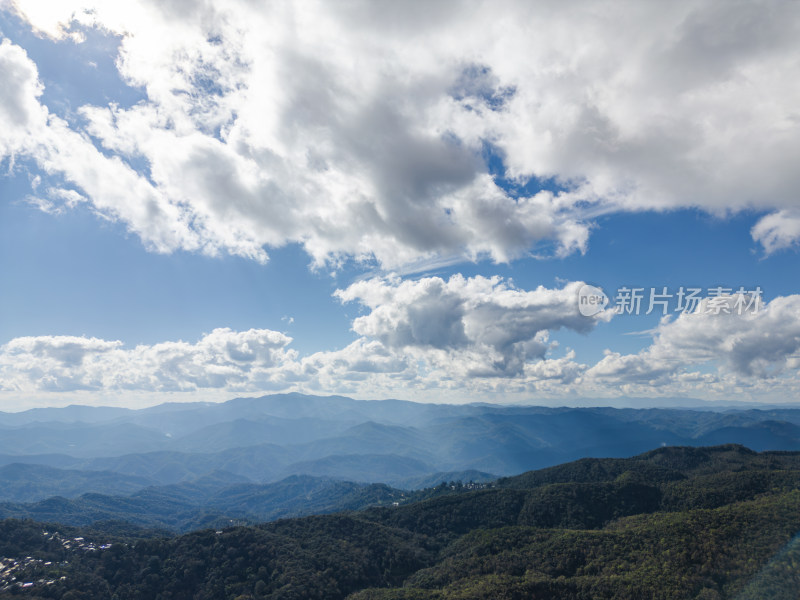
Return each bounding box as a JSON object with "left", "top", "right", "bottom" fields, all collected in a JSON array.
[
  {"left": 0, "top": 393, "right": 797, "bottom": 495},
  {"left": 0, "top": 463, "right": 154, "bottom": 503},
  {"left": 0, "top": 471, "right": 410, "bottom": 531}
]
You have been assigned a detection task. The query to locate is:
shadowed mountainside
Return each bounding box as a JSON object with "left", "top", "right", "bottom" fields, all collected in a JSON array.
[{"left": 0, "top": 445, "right": 798, "bottom": 599}]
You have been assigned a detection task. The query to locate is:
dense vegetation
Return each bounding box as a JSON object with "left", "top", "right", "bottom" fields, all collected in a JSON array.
[
  {"left": 0, "top": 475, "right": 490, "bottom": 533},
  {"left": 0, "top": 475, "right": 413, "bottom": 532},
  {"left": 0, "top": 445, "right": 798, "bottom": 599}
]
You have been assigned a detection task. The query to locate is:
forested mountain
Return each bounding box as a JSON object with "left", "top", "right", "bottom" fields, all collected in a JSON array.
[
  {"left": 0, "top": 463, "right": 154, "bottom": 503},
  {"left": 0, "top": 474, "right": 411, "bottom": 532},
  {"left": 0, "top": 445, "right": 798, "bottom": 599}
]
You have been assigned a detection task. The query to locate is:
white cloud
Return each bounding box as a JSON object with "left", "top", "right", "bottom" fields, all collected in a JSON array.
[
  {"left": 0, "top": 328, "right": 296, "bottom": 393},
  {"left": 3, "top": 0, "right": 798, "bottom": 266},
  {"left": 751, "top": 210, "right": 800, "bottom": 255},
  {"left": 587, "top": 294, "right": 800, "bottom": 386},
  {"left": 336, "top": 275, "right": 609, "bottom": 377},
  {"left": 0, "top": 37, "right": 205, "bottom": 255},
  {"left": 3, "top": 292, "right": 800, "bottom": 403},
  {"left": 0, "top": 38, "right": 47, "bottom": 158},
  {"left": 0, "top": 277, "right": 604, "bottom": 397}
]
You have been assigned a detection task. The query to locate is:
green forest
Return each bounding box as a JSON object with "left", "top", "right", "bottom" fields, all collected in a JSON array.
[{"left": 1, "top": 445, "right": 798, "bottom": 599}]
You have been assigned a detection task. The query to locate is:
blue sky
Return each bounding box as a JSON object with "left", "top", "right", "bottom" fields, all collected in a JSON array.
[{"left": 1, "top": 1, "right": 800, "bottom": 408}]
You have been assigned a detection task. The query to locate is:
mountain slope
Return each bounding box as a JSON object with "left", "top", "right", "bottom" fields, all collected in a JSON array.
[
  {"left": 0, "top": 463, "right": 154, "bottom": 502},
  {"left": 281, "top": 453, "right": 437, "bottom": 484},
  {"left": 0, "top": 473, "right": 408, "bottom": 532},
  {"left": 0, "top": 445, "right": 798, "bottom": 599}
]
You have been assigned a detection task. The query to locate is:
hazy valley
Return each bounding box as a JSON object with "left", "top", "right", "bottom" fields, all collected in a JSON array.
[{"left": 0, "top": 393, "right": 798, "bottom": 534}]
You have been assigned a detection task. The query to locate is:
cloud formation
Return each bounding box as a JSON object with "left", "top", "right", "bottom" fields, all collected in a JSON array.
[
  {"left": 2, "top": 0, "right": 799, "bottom": 267},
  {"left": 751, "top": 210, "right": 800, "bottom": 255},
  {"left": 0, "top": 37, "right": 45, "bottom": 157},
  {"left": 0, "top": 328, "right": 296, "bottom": 393},
  {"left": 2, "top": 290, "right": 800, "bottom": 402},
  {"left": 587, "top": 294, "right": 800, "bottom": 386},
  {"left": 337, "top": 275, "right": 607, "bottom": 376},
  {"left": 0, "top": 277, "right": 604, "bottom": 396}
]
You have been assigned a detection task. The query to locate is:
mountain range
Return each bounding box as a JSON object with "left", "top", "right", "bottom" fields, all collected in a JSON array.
[
  {"left": 0, "top": 394, "right": 798, "bottom": 498},
  {"left": 1, "top": 444, "right": 798, "bottom": 599}
]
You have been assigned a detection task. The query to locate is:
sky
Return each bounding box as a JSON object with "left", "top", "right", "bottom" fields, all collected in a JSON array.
[{"left": 1, "top": 0, "right": 800, "bottom": 409}]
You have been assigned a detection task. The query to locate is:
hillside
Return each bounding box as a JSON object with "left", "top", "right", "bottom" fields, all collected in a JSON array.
[
  {"left": 0, "top": 474, "right": 409, "bottom": 532},
  {"left": 0, "top": 445, "right": 798, "bottom": 599}
]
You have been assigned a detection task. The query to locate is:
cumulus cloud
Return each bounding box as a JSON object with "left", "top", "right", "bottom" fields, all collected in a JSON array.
[
  {"left": 587, "top": 294, "right": 800, "bottom": 385},
  {"left": 3, "top": 292, "right": 800, "bottom": 402},
  {"left": 751, "top": 210, "right": 800, "bottom": 255},
  {"left": 0, "top": 37, "right": 47, "bottom": 158},
  {"left": 0, "top": 328, "right": 296, "bottom": 393},
  {"left": 336, "top": 275, "right": 609, "bottom": 376},
  {"left": 0, "top": 278, "right": 604, "bottom": 396},
  {"left": 0, "top": 37, "right": 204, "bottom": 255},
  {"left": 2, "top": 0, "right": 799, "bottom": 266}
]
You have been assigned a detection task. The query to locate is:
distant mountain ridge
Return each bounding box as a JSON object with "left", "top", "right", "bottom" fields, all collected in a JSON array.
[
  {"left": 0, "top": 471, "right": 410, "bottom": 531},
  {"left": 0, "top": 463, "right": 153, "bottom": 503},
  {"left": 0, "top": 393, "right": 797, "bottom": 498}
]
